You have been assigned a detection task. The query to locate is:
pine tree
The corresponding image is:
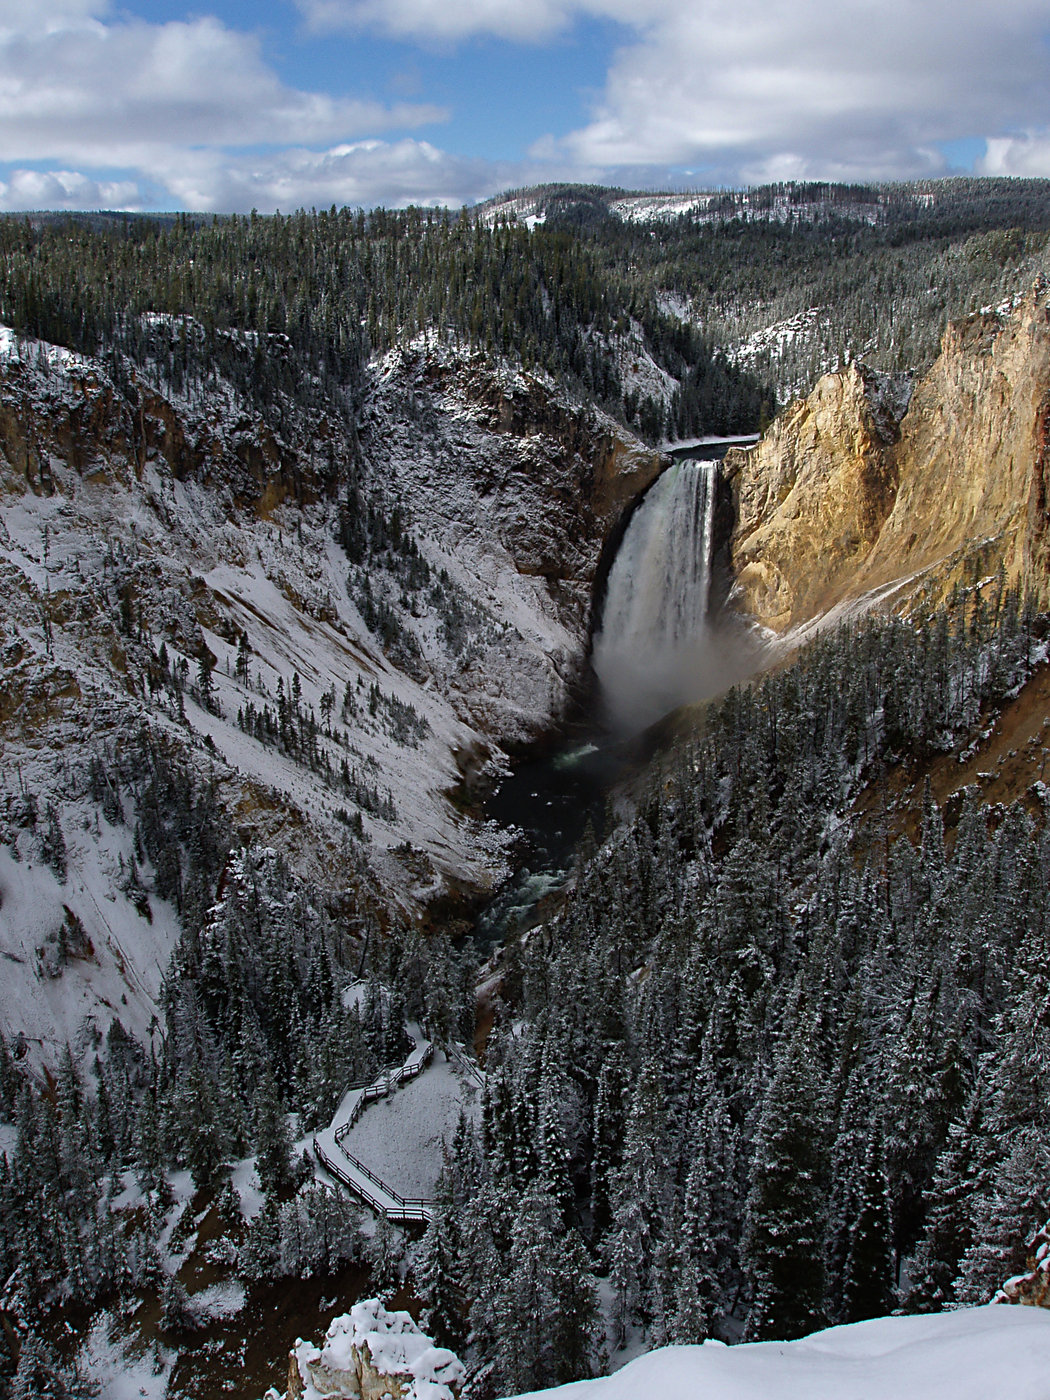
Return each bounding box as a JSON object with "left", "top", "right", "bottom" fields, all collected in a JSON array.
[
  {"left": 905, "top": 1089, "right": 987, "bottom": 1312},
  {"left": 414, "top": 1200, "right": 465, "bottom": 1351},
  {"left": 605, "top": 1058, "right": 667, "bottom": 1345},
  {"left": 742, "top": 1009, "right": 830, "bottom": 1341},
  {"left": 841, "top": 1117, "right": 894, "bottom": 1322},
  {"left": 10, "top": 1329, "right": 98, "bottom": 1399},
  {"left": 490, "top": 1186, "right": 601, "bottom": 1394},
  {"left": 365, "top": 1215, "right": 404, "bottom": 1300},
  {"left": 254, "top": 1070, "right": 294, "bottom": 1199},
  {"left": 954, "top": 1128, "right": 1050, "bottom": 1305}
]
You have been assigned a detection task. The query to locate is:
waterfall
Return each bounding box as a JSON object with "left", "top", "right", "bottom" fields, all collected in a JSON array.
[{"left": 593, "top": 460, "right": 722, "bottom": 731}]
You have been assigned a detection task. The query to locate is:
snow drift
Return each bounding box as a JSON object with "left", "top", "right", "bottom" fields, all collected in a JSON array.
[{"left": 509, "top": 1306, "right": 1050, "bottom": 1400}]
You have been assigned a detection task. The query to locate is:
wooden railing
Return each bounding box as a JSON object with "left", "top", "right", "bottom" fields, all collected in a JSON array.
[
  {"left": 445, "top": 1039, "right": 485, "bottom": 1087},
  {"left": 315, "top": 1037, "right": 485, "bottom": 1227},
  {"left": 314, "top": 1039, "right": 437, "bottom": 1224},
  {"left": 312, "top": 1136, "right": 433, "bottom": 1224}
]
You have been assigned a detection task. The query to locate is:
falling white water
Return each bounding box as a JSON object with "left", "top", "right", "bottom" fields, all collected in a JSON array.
[{"left": 593, "top": 460, "right": 724, "bottom": 731}]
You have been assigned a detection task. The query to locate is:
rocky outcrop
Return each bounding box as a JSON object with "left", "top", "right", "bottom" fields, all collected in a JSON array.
[
  {"left": 288, "top": 1299, "right": 464, "bottom": 1400},
  {"left": 0, "top": 347, "right": 327, "bottom": 513},
  {"left": 722, "top": 365, "right": 900, "bottom": 629},
  {"left": 997, "top": 1222, "right": 1050, "bottom": 1309},
  {"left": 723, "top": 285, "right": 1050, "bottom": 630},
  {"left": 357, "top": 346, "right": 664, "bottom": 739},
  {"left": 366, "top": 346, "right": 664, "bottom": 633}
]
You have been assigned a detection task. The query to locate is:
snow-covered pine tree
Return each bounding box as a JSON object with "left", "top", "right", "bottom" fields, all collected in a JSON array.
[
  {"left": 841, "top": 1115, "right": 895, "bottom": 1322},
  {"left": 742, "top": 1005, "right": 830, "bottom": 1341}
]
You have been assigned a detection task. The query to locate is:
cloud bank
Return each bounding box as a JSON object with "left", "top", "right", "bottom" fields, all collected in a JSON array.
[
  {"left": 0, "top": 0, "right": 448, "bottom": 210},
  {"left": 4, "top": 0, "right": 1050, "bottom": 211}
]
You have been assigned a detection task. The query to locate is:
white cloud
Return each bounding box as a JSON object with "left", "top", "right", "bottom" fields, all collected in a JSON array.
[
  {"left": 0, "top": 0, "right": 447, "bottom": 209},
  {"left": 979, "top": 133, "right": 1050, "bottom": 178},
  {"left": 534, "top": 0, "right": 1050, "bottom": 182},
  {"left": 298, "top": 0, "right": 1050, "bottom": 186},
  {"left": 0, "top": 168, "right": 143, "bottom": 211},
  {"left": 151, "top": 139, "right": 504, "bottom": 213},
  {"left": 4, "top": 0, "right": 1050, "bottom": 212}
]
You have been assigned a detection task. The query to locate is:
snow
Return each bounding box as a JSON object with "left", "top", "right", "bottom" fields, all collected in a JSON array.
[
  {"left": 310, "top": 1020, "right": 479, "bottom": 1219},
  {"left": 659, "top": 434, "right": 761, "bottom": 453},
  {"left": 79, "top": 1312, "right": 173, "bottom": 1400},
  {"left": 509, "top": 1307, "right": 1050, "bottom": 1400},
  {"left": 0, "top": 320, "right": 626, "bottom": 1056},
  {"left": 0, "top": 821, "right": 179, "bottom": 1061},
  {"left": 230, "top": 1152, "right": 266, "bottom": 1221},
  {"left": 296, "top": 1299, "right": 465, "bottom": 1400},
  {"left": 0, "top": 323, "right": 87, "bottom": 370},
  {"left": 339, "top": 1050, "right": 480, "bottom": 1200},
  {"left": 193, "top": 1280, "right": 247, "bottom": 1319},
  {"left": 599, "top": 319, "right": 679, "bottom": 407},
  {"left": 607, "top": 194, "right": 716, "bottom": 223},
  {"left": 728, "top": 307, "right": 832, "bottom": 380}
]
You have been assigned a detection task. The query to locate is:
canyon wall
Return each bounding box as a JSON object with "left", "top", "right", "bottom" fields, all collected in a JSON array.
[
  {"left": 0, "top": 329, "right": 661, "bottom": 1059},
  {"left": 723, "top": 284, "right": 1050, "bottom": 631}
]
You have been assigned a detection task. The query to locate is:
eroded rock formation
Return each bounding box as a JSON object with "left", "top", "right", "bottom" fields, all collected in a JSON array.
[{"left": 723, "top": 284, "right": 1050, "bottom": 631}]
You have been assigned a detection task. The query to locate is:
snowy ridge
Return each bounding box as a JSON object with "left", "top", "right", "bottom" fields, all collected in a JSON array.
[
  {"left": 480, "top": 186, "right": 894, "bottom": 230},
  {"left": 606, "top": 194, "right": 718, "bottom": 223},
  {"left": 0, "top": 323, "right": 649, "bottom": 1060}
]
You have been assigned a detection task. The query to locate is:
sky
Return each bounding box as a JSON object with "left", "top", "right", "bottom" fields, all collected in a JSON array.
[{"left": 2, "top": 0, "right": 1050, "bottom": 213}]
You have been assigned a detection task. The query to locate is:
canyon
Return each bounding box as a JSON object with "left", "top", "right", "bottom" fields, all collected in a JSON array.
[{"left": 5, "top": 284, "right": 1050, "bottom": 1060}]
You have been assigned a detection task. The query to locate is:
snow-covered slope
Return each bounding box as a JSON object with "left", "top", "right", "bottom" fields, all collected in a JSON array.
[
  {"left": 510, "top": 1307, "right": 1050, "bottom": 1400},
  {"left": 0, "top": 325, "right": 661, "bottom": 1063}
]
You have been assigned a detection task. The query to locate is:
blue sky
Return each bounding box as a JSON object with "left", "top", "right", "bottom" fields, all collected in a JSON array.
[{"left": 1, "top": 0, "right": 1049, "bottom": 212}]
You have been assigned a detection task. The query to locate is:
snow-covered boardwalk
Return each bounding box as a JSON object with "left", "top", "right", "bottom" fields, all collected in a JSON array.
[{"left": 313, "top": 1026, "right": 440, "bottom": 1224}]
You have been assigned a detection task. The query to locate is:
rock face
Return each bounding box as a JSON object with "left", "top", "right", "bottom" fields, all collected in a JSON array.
[
  {"left": 723, "top": 285, "right": 1050, "bottom": 631},
  {"left": 361, "top": 344, "right": 658, "bottom": 694},
  {"left": 288, "top": 1299, "right": 464, "bottom": 1400},
  {"left": 721, "top": 365, "right": 900, "bottom": 629}
]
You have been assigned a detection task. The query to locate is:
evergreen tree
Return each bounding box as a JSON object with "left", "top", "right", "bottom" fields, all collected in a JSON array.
[
  {"left": 842, "top": 1117, "right": 895, "bottom": 1322},
  {"left": 954, "top": 1129, "right": 1050, "bottom": 1305},
  {"left": 414, "top": 1200, "right": 466, "bottom": 1351},
  {"left": 742, "top": 1009, "right": 830, "bottom": 1341},
  {"left": 906, "top": 1090, "right": 987, "bottom": 1312},
  {"left": 254, "top": 1070, "right": 295, "bottom": 1199}
]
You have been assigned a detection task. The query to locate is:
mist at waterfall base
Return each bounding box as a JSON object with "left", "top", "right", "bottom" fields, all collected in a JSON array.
[
  {"left": 475, "top": 454, "right": 762, "bottom": 949},
  {"left": 593, "top": 459, "right": 763, "bottom": 733}
]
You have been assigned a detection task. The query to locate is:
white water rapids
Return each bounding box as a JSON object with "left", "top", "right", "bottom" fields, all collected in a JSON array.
[{"left": 593, "top": 459, "right": 735, "bottom": 731}]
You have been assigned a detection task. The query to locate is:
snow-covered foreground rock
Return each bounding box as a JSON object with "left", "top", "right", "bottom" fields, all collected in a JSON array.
[
  {"left": 291, "top": 1298, "right": 464, "bottom": 1400},
  {"left": 510, "top": 1308, "right": 1050, "bottom": 1400}
]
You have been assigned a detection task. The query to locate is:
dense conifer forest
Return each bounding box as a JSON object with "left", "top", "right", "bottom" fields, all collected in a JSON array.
[
  {"left": 406, "top": 581, "right": 1050, "bottom": 1392},
  {"left": 4, "top": 177, "right": 1050, "bottom": 450},
  {"left": 0, "top": 205, "right": 771, "bottom": 446}
]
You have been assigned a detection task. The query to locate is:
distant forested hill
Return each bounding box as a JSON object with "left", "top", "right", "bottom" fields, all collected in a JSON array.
[{"left": 4, "top": 179, "right": 1050, "bottom": 452}]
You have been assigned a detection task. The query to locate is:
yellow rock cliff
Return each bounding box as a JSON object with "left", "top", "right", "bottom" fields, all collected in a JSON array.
[{"left": 723, "top": 284, "right": 1050, "bottom": 631}]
